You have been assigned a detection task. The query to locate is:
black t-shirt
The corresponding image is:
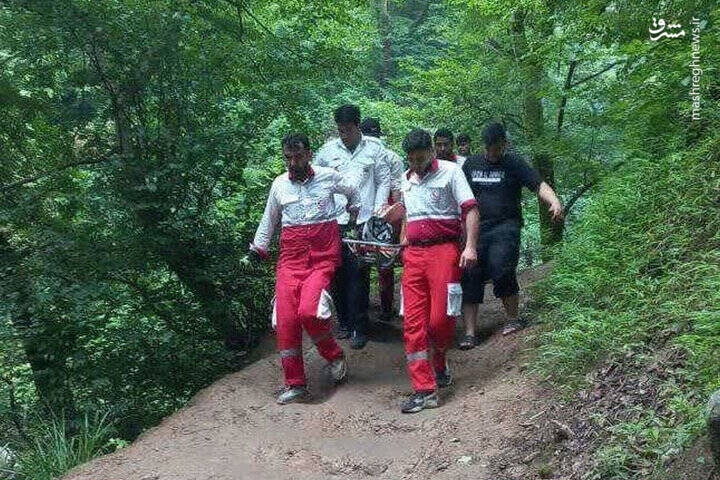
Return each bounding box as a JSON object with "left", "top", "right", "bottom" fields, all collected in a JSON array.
[{"left": 462, "top": 152, "right": 542, "bottom": 225}]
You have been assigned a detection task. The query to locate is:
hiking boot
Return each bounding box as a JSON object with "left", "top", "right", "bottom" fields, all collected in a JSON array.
[
  {"left": 276, "top": 385, "right": 310, "bottom": 405},
  {"left": 436, "top": 365, "right": 452, "bottom": 388},
  {"left": 350, "top": 331, "right": 368, "bottom": 350},
  {"left": 400, "top": 391, "right": 439, "bottom": 414},
  {"left": 329, "top": 356, "right": 347, "bottom": 384}
]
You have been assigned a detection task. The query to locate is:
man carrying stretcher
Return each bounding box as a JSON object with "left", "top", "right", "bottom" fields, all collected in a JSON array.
[
  {"left": 383, "top": 128, "right": 480, "bottom": 413},
  {"left": 250, "top": 133, "right": 360, "bottom": 405}
]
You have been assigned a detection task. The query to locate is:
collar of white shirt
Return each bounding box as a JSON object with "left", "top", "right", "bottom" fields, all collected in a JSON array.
[{"left": 407, "top": 158, "right": 440, "bottom": 183}]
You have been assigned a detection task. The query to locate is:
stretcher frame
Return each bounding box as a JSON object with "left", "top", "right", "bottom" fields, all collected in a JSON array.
[{"left": 342, "top": 239, "right": 403, "bottom": 269}]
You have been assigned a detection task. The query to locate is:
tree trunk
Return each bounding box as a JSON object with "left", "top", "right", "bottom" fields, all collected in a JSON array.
[
  {"left": 514, "top": 9, "right": 563, "bottom": 259},
  {"left": 534, "top": 153, "right": 563, "bottom": 254},
  {"left": 86, "top": 31, "right": 253, "bottom": 353},
  {"left": 0, "top": 230, "right": 76, "bottom": 417},
  {"left": 103, "top": 74, "right": 247, "bottom": 351},
  {"left": 157, "top": 239, "right": 247, "bottom": 351},
  {"left": 556, "top": 60, "right": 577, "bottom": 137},
  {"left": 378, "top": 0, "right": 391, "bottom": 87}
]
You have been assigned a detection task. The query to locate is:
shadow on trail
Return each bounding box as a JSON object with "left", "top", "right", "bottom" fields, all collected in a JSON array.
[{"left": 367, "top": 319, "right": 404, "bottom": 343}]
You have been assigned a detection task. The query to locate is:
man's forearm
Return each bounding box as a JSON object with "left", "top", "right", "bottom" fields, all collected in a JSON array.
[
  {"left": 538, "top": 182, "right": 560, "bottom": 207},
  {"left": 464, "top": 207, "right": 480, "bottom": 248}
]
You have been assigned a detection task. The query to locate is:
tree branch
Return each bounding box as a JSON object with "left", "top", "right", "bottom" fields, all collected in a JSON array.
[
  {"left": 0, "top": 150, "right": 118, "bottom": 193},
  {"left": 569, "top": 60, "right": 621, "bottom": 89},
  {"left": 111, "top": 274, "right": 185, "bottom": 334},
  {"left": 556, "top": 60, "right": 578, "bottom": 137},
  {"left": 564, "top": 161, "right": 625, "bottom": 216},
  {"left": 486, "top": 38, "right": 505, "bottom": 56},
  {"left": 230, "top": 1, "right": 333, "bottom": 69},
  {"left": 502, "top": 115, "right": 526, "bottom": 132},
  {"left": 563, "top": 182, "right": 593, "bottom": 215}
]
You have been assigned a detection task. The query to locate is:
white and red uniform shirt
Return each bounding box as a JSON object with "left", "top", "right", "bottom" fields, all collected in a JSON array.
[
  {"left": 314, "top": 135, "right": 392, "bottom": 225},
  {"left": 401, "top": 159, "right": 477, "bottom": 245},
  {"left": 251, "top": 166, "right": 359, "bottom": 257}
]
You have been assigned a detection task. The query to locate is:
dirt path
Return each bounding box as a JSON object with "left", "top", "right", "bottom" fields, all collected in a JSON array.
[{"left": 64, "top": 267, "right": 554, "bottom": 480}]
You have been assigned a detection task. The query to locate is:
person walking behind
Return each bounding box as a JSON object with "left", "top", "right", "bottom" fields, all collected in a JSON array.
[
  {"left": 434, "top": 127, "right": 466, "bottom": 168},
  {"left": 458, "top": 122, "right": 563, "bottom": 349},
  {"left": 457, "top": 133, "right": 472, "bottom": 157},
  {"left": 360, "top": 117, "right": 403, "bottom": 323}
]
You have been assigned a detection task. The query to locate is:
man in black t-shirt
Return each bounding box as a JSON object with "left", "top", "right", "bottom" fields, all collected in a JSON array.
[{"left": 458, "top": 123, "right": 563, "bottom": 348}]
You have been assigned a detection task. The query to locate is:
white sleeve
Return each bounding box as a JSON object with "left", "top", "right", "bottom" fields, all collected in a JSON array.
[
  {"left": 452, "top": 166, "right": 477, "bottom": 210},
  {"left": 250, "top": 181, "right": 281, "bottom": 257},
  {"left": 373, "top": 148, "right": 392, "bottom": 212},
  {"left": 332, "top": 170, "right": 360, "bottom": 211},
  {"left": 389, "top": 151, "right": 403, "bottom": 193},
  {"left": 313, "top": 145, "right": 330, "bottom": 168}
]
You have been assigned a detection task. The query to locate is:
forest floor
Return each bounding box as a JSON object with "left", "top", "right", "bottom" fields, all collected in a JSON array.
[{"left": 62, "top": 265, "right": 714, "bottom": 480}]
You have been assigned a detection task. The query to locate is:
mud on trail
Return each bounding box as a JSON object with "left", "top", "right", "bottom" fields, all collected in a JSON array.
[{"left": 63, "top": 267, "right": 563, "bottom": 480}]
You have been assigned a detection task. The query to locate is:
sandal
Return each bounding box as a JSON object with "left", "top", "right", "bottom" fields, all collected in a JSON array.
[
  {"left": 501, "top": 319, "right": 527, "bottom": 336},
  {"left": 458, "top": 335, "right": 476, "bottom": 350}
]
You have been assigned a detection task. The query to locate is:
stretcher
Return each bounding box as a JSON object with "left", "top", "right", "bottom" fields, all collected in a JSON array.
[{"left": 341, "top": 216, "right": 403, "bottom": 269}]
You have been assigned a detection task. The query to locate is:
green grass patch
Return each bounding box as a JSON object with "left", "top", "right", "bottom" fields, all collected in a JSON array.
[{"left": 16, "top": 411, "right": 116, "bottom": 480}]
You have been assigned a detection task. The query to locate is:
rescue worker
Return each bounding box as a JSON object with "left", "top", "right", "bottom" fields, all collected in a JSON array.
[
  {"left": 434, "top": 127, "right": 466, "bottom": 169},
  {"left": 360, "top": 117, "right": 403, "bottom": 322},
  {"left": 382, "top": 128, "right": 480, "bottom": 413},
  {"left": 315, "top": 105, "right": 392, "bottom": 350},
  {"left": 459, "top": 122, "right": 563, "bottom": 348},
  {"left": 250, "top": 133, "right": 360, "bottom": 405}
]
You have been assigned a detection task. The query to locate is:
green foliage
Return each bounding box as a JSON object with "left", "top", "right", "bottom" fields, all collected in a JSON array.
[
  {"left": 523, "top": 3, "right": 720, "bottom": 477},
  {"left": 533, "top": 55, "right": 720, "bottom": 480},
  {"left": 0, "top": 0, "right": 384, "bottom": 475},
  {"left": 1, "top": 0, "right": 718, "bottom": 479}
]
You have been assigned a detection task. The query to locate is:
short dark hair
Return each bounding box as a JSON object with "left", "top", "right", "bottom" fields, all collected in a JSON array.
[
  {"left": 433, "top": 127, "right": 454, "bottom": 143},
  {"left": 360, "top": 117, "right": 382, "bottom": 137},
  {"left": 334, "top": 104, "right": 361, "bottom": 125},
  {"left": 281, "top": 132, "right": 311, "bottom": 150},
  {"left": 482, "top": 122, "right": 507, "bottom": 147},
  {"left": 402, "top": 128, "right": 433, "bottom": 153},
  {"left": 457, "top": 133, "right": 471, "bottom": 144}
]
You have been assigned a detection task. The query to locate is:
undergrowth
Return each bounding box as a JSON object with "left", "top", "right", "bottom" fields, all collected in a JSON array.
[{"left": 532, "top": 132, "right": 720, "bottom": 478}]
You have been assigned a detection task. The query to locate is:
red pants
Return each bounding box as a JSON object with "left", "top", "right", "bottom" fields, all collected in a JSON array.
[
  {"left": 401, "top": 242, "right": 462, "bottom": 392},
  {"left": 275, "top": 222, "right": 344, "bottom": 386}
]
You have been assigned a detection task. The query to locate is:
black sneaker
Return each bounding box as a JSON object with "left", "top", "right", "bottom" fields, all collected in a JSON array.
[
  {"left": 350, "top": 331, "right": 368, "bottom": 350},
  {"left": 436, "top": 365, "right": 452, "bottom": 388},
  {"left": 400, "top": 391, "right": 439, "bottom": 413}
]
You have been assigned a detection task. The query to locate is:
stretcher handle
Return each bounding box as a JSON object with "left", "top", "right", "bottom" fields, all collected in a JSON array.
[{"left": 341, "top": 239, "right": 404, "bottom": 248}]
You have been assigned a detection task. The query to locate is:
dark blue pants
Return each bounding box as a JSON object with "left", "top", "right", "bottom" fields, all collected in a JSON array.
[
  {"left": 461, "top": 219, "right": 521, "bottom": 304},
  {"left": 335, "top": 225, "right": 370, "bottom": 334}
]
